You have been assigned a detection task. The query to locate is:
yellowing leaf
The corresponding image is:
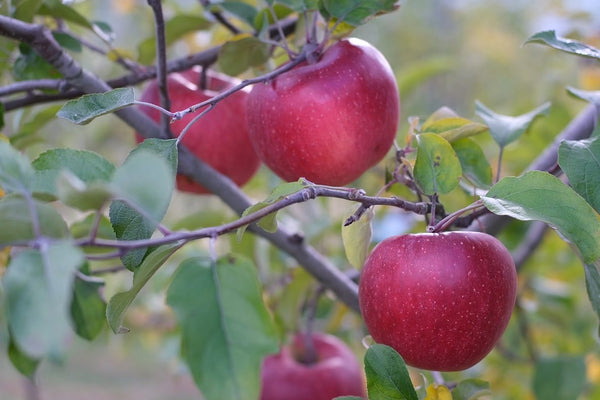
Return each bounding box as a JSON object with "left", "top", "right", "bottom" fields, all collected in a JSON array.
[
  {"left": 342, "top": 207, "right": 373, "bottom": 269},
  {"left": 425, "top": 383, "right": 453, "bottom": 400},
  {"left": 106, "top": 48, "right": 135, "bottom": 62},
  {"left": 0, "top": 246, "right": 9, "bottom": 278}
]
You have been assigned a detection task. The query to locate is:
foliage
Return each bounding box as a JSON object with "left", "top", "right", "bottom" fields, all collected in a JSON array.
[{"left": 0, "top": 1, "right": 599, "bottom": 400}]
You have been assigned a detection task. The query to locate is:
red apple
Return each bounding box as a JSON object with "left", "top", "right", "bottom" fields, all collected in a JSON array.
[
  {"left": 358, "top": 231, "right": 517, "bottom": 371},
  {"left": 137, "top": 68, "right": 260, "bottom": 194},
  {"left": 260, "top": 332, "right": 366, "bottom": 400},
  {"left": 246, "top": 38, "right": 400, "bottom": 186}
]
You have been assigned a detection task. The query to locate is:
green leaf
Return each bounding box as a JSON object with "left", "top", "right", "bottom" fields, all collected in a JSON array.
[
  {"left": 525, "top": 30, "right": 600, "bottom": 61},
  {"left": 558, "top": 136, "right": 600, "bottom": 213},
  {"left": 32, "top": 147, "right": 115, "bottom": 199},
  {"left": 0, "top": 141, "right": 35, "bottom": 194},
  {"left": 71, "top": 270, "right": 107, "bottom": 341},
  {"left": 452, "top": 379, "right": 492, "bottom": 400},
  {"left": 0, "top": 195, "right": 69, "bottom": 245},
  {"left": 10, "top": 105, "right": 63, "bottom": 150},
  {"left": 219, "top": 1, "right": 259, "bottom": 26},
  {"left": 583, "top": 263, "right": 600, "bottom": 324},
  {"left": 13, "top": 43, "right": 61, "bottom": 81},
  {"left": 106, "top": 243, "right": 181, "bottom": 334},
  {"left": 481, "top": 171, "right": 600, "bottom": 264},
  {"left": 364, "top": 344, "right": 418, "bottom": 400},
  {"left": 38, "top": 0, "right": 93, "bottom": 30},
  {"left": 13, "top": 0, "right": 44, "bottom": 22},
  {"left": 109, "top": 201, "right": 153, "bottom": 270},
  {"left": 56, "top": 171, "right": 113, "bottom": 211},
  {"left": 321, "top": 0, "right": 397, "bottom": 26},
  {"left": 111, "top": 142, "right": 176, "bottom": 226},
  {"left": 109, "top": 139, "right": 177, "bottom": 270},
  {"left": 52, "top": 32, "right": 83, "bottom": 53},
  {"left": 413, "top": 133, "right": 462, "bottom": 195},
  {"left": 166, "top": 256, "right": 279, "bottom": 400},
  {"left": 56, "top": 88, "right": 135, "bottom": 125},
  {"left": 532, "top": 356, "right": 586, "bottom": 400},
  {"left": 452, "top": 138, "right": 493, "bottom": 189},
  {"left": 3, "top": 241, "right": 85, "bottom": 359},
  {"left": 268, "top": 0, "right": 318, "bottom": 12},
  {"left": 237, "top": 180, "right": 306, "bottom": 238},
  {"left": 8, "top": 336, "right": 41, "bottom": 378},
  {"left": 567, "top": 86, "right": 600, "bottom": 105},
  {"left": 475, "top": 101, "right": 551, "bottom": 148},
  {"left": 137, "top": 14, "right": 211, "bottom": 64},
  {"left": 218, "top": 35, "right": 271, "bottom": 76},
  {"left": 397, "top": 57, "right": 454, "bottom": 98},
  {"left": 342, "top": 208, "right": 373, "bottom": 269}
]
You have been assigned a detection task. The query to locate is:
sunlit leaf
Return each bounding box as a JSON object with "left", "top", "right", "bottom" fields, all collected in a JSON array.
[
  {"left": 525, "top": 30, "right": 600, "bottom": 61},
  {"left": 481, "top": 171, "right": 600, "bottom": 264},
  {"left": 57, "top": 88, "right": 135, "bottom": 125},
  {"left": 558, "top": 136, "right": 600, "bottom": 213},
  {"left": 342, "top": 208, "right": 373, "bottom": 269},
  {"left": 422, "top": 117, "right": 488, "bottom": 143},
  {"left": 166, "top": 256, "right": 279, "bottom": 400},
  {"left": 414, "top": 133, "right": 462, "bottom": 195},
  {"left": 219, "top": 34, "right": 271, "bottom": 76},
  {"left": 364, "top": 344, "right": 418, "bottom": 400},
  {"left": 106, "top": 243, "right": 181, "bottom": 334},
  {"left": 475, "top": 101, "right": 551, "bottom": 148},
  {"left": 533, "top": 356, "right": 586, "bottom": 400},
  {"left": 3, "top": 241, "right": 85, "bottom": 359}
]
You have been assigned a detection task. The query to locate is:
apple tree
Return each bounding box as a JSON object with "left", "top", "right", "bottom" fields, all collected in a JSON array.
[{"left": 0, "top": 1, "right": 599, "bottom": 399}]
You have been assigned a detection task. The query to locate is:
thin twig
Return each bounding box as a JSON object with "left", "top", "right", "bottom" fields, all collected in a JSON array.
[
  {"left": 147, "top": 0, "right": 172, "bottom": 137},
  {"left": 199, "top": 0, "right": 241, "bottom": 35}
]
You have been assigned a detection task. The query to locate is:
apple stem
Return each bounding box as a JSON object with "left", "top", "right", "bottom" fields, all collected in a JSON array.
[
  {"left": 428, "top": 200, "right": 485, "bottom": 233},
  {"left": 298, "top": 285, "right": 326, "bottom": 364},
  {"left": 496, "top": 146, "right": 505, "bottom": 183}
]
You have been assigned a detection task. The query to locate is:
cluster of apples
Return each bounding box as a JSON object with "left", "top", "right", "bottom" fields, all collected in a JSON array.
[
  {"left": 137, "top": 37, "right": 399, "bottom": 193},
  {"left": 138, "top": 37, "right": 517, "bottom": 398}
]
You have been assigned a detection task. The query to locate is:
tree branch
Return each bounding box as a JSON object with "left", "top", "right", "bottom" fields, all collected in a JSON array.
[{"left": 0, "top": 14, "right": 360, "bottom": 312}]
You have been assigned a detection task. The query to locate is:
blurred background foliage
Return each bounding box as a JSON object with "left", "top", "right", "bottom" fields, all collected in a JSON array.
[{"left": 1, "top": 0, "right": 600, "bottom": 399}]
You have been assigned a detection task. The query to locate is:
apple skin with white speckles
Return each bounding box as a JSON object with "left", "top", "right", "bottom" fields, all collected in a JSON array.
[
  {"left": 358, "top": 231, "right": 517, "bottom": 371},
  {"left": 246, "top": 38, "right": 400, "bottom": 186}
]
